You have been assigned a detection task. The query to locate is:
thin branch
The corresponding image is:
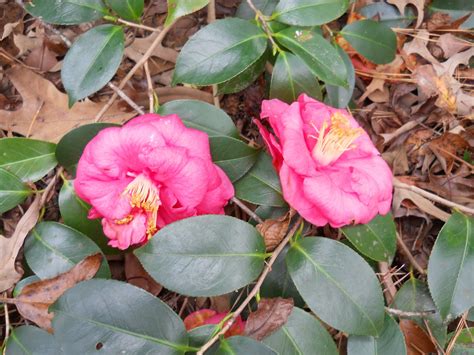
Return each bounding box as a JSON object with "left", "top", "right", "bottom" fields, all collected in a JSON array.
[
  {"left": 245, "top": 0, "right": 279, "bottom": 52},
  {"left": 2, "top": 292, "right": 10, "bottom": 347},
  {"left": 108, "top": 82, "right": 145, "bottom": 115},
  {"left": 379, "top": 262, "right": 397, "bottom": 304},
  {"left": 144, "top": 61, "right": 154, "bottom": 113},
  {"left": 385, "top": 307, "right": 436, "bottom": 318},
  {"left": 207, "top": 0, "right": 221, "bottom": 108},
  {"left": 116, "top": 18, "right": 160, "bottom": 32},
  {"left": 95, "top": 21, "right": 176, "bottom": 121},
  {"left": 231, "top": 197, "right": 263, "bottom": 224},
  {"left": 197, "top": 218, "right": 303, "bottom": 354},
  {"left": 396, "top": 232, "right": 426, "bottom": 275},
  {"left": 393, "top": 178, "right": 474, "bottom": 215},
  {"left": 445, "top": 312, "right": 469, "bottom": 354}
]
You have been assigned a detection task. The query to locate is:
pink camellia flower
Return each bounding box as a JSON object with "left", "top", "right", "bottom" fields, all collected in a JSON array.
[
  {"left": 184, "top": 309, "right": 245, "bottom": 337},
  {"left": 75, "top": 114, "right": 234, "bottom": 250},
  {"left": 255, "top": 94, "right": 393, "bottom": 228}
]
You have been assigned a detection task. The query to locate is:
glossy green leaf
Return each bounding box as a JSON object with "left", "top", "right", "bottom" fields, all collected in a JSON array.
[
  {"left": 210, "top": 137, "right": 259, "bottom": 182},
  {"left": 0, "top": 138, "right": 57, "bottom": 182},
  {"left": 270, "top": 51, "right": 322, "bottom": 103},
  {"left": 51, "top": 279, "right": 190, "bottom": 354},
  {"left": 236, "top": 0, "right": 278, "bottom": 19},
  {"left": 326, "top": 45, "right": 355, "bottom": 108},
  {"left": 0, "top": 168, "right": 31, "bottom": 214},
  {"left": 5, "top": 325, "right": 62, "bottom": 355},
  {"left": 428, "top": 211, "right": 474, "bottom": 321},
  {"left": 173, "top": 18, "right": 267, "bottom": 85},
  {"left": 165, "top": 0, "right": 209, "bottom": 26},
  {"left": 273, "top": 0, "right": 349, "bottom": 26},
  {"left": 188, "top": 325, "right": 216, "bottom": 348},
  {"left": 341, "top": 20, "right": 397, "bottom": 64},
  {"left": 392, "top": 278, "right": 447, "bottom": 347},
  {"left": 449, "top": 328, "right": 474, "bottom": 354},
  {"left": 107, "top": 0, "right": 144, "bottom": 21},
  {"left": 58, "top": 179, "right": 117, "bottom": 254},
  {"left": 274, "top": 27, "right": 347, "bottom": 87},
  {"left": 251, "top": 205, "right": 289, "bottom": 225},
  {"left": 135, "top": 215, "right": 266, "bottom": 297},
  {"left": 287, "top": 237, "right": 385, "bottom": 336},
  {"left": 56, "top": 123, "right": 117, "bottom": 176},
  {"left": 430, "top": 0, "right": 474, "bottom": 11},
  {"left": 212, "top": 336, "right": 276, "bottom": 355},
  {"left": 348, "top": 315, "right": 406, "bottom": 355},
  {"left": 235, "top": 151, "right": 285, "bottom": 207},
  {"left": 261, "top": 246, "right": 304, "bottom": 307},
  {"left": 158, "top": 100, "right": 239, "bottom": 138},
  {"left": 24, "top": 222, "right": 110, "bottom": 279},
  {"left": 263, "top": 307, "right": 338, "bottom": 354},
  {"left": 359, "top": 3, "right": 415, "bottom": 28},
  {"left": 217, "top": 52, "right": 267, "bottom": 94},
  {"left": 25, "top": 0, "right": 107, "bottom": 25},
  {"left": 62, "top": 25, "right": 125, "bottom": 105},
  {"left": 342, "top": 213, "right": 396, "bottom": 263}
]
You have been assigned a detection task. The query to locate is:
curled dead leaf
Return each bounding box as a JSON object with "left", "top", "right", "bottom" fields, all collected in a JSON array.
[
  {"left": 14, "top": 254, "right": 102, "bottom": 332},
  {"left": 244, "top": 297, "right": 294, "bottom": 341},
  {"left": 399, "top": 319, "right": 437, "bottom": 354},
  {"left": 414, "top": 65, "right": 457, "bottom": 113},
  {"left": 428, "top": 132, "right": 470, "bottom": 173},
  {"left": 256, "top": 210, "right": 294, "bottom": 252},
  {"left": 124, "top": 253, "right": 162, "bottom": 296}
]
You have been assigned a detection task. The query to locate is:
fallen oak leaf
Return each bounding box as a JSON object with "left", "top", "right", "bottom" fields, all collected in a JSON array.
[
  {"left": 244, "top": 297, "right": 294, "bottom": 341},
  {"left": 387, "top": 0, "right": 424, "bottom": 28},
  {"left": 0, "top": 66, "right": 134, "bottom": 142},
  {"left": 438, "top": 33, "right": 471, "bottom": 58},
  {"left": 4, "top": 254, "right": 102, "bottom": 332}
]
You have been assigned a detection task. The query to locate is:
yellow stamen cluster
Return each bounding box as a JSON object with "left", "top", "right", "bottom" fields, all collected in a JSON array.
[
  {"left": 311, "top": 112, "right": 363, "bottom": 166},
  {"left": 121, "top": 174, "right": 161, "bottom": 238}
]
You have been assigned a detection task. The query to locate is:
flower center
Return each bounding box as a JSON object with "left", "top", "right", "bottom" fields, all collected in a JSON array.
[
  {"left": 310, "top": 112, "right": 363, "bottom": 166},
  {"left": 116, "top": 174, "right": 161, "bottom": 238}
]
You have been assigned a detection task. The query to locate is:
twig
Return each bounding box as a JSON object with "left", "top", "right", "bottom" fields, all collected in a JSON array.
[
  {"left": 393, "top": 178, "right": 474, "bottom": 215},
  {"left": 207, "top": 0, "right": 221, "bottom": 108},
  {"left": 2, "top": 292, "right": 10, "bottom": 347},
  {"left": 95, "top": 21, "right": 176, "bottom": 121},
  {"left": 116, "top": 18, "right": 160, "bottom": 32},
  {"left": 197, "top": 218, "right": 303, "bottom": 354},
  {"left": 445, "top": 312, "right": 469, "bottom": 354},
  {"left": 245, "top": 0, "right": 279, "bottom": 52},
  {"left": 144, "top": 61, "right": 154, "bottom": 113},
  {"left": 396, "top": 232, "right": 426, "bottom": 275},
  {"left": 231, "top": 197, "right": 263, "bottom": 224},
  {"left": 385, "top": 307, "right": 436, "bottom": 318},
  {"left": 108, "top": 82, "right": 145, "bottom": 115},
  {"left": 26, "top": 101, "right": 44, "bottom": 138},
  {"left": 379, "top": 262, "right": 397, "bottom": 304}
]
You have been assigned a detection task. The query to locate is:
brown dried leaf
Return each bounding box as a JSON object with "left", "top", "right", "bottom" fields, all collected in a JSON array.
[
  {"left": 256, "top": 210, "right": 294, "bottom": 252},
  {"left": 428, "top": 132, "right": 469, "bottom": 173},
  {"left": 244, "top": 298, "right": 294, "bottom": 341},
  {"left": 0, "top": 195, "right": 42, "bottom": 293},
  {"left": 427, "top": 12, "right": 452, "bottom": 31},
  {"left": 124, "top": 253, "right": 162, "bottom": 296},
  {"left": 0, "top": 66, "right": 134, "bottom": 142},
  {"left": 438, "top": 34, "right": 470, "bottom": 58},
  {"left": 399, "top": 319, "right": 437, "bottom": 354},
  {"left": 24, "top": 44, "right": 58, "bottom": 72},
  {"left": 15, "top": 254, "right": 102, "bottom": 332}
]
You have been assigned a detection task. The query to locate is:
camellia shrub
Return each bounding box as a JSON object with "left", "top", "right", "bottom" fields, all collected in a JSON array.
[{"left": 1, "top": 0, "right": 473, "bottom": 354}]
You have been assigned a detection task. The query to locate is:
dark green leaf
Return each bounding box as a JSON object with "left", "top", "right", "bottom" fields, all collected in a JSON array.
[
  {"left": 212, "top": 336, "right": 276, "bottom": 355},
  {"left": 236, "top": 0, "right": 278, "bottom": 19},
  {"left": 56, "top": 123, "right": 117, "bottom": 176},
  {"left": 158, "top": 100, "right": 239, "bottom": 138},
  {"left": 359, "top": 3, "right": 415, "bottom": 28},
  {"left": 5, "top": 325, "right": 62, "bottom": 355},
  {"left": 430, "top": 0, "right": 474, "bottom": 11},
  {"left": 173, "top": 18, "right": 267, "bottom": 85},
  {"left": 58, "top": 179, "right": 117, "bottom": 254},
  {"left": 62, "top": 25, "right": 125, "bottom": 105},
  {"left": 263, "top": 307, "right": 338, "bottom": 354},
  {"left": 393, "top": 278, "right": 447, "bottom": 347},
  {"left": 273, "top": 0, "right": 349, "bottom": 26},
  {"left": 24, "top": 222, "right": 110, "bottom": 279},
  {"left": 188, "top": 325, "right": 216, "bottom": 348},
  {"left": 342, "top": 213, "right": 397, "bottom": 263},
  {"left": 251, "top": 205, "right": 289, "bottom": 225},
  {"left": 0, "top": 138, "right": 57, "bottom": 182},
  {"left": 340, "top": 20, "right": 397, "bottom": 64},
  {"left": 235, "top": 152, "right": 285, "bottom": 207},
  {"left": 165, "top": 0, "right": 209, "bottom": 26},
  {"left": 348, "top": 314, "right": 406, "bottom": 355},
  {"left": 287, "top": 237, "right": 385, "bottom": 336},
  {"left": 261, "top": 246, "right": 304, "bottom": 307},
  {"left": 107, "top": 0, "right": 144, "bottom": 21},
  {"left": 25, "top": 0, "right": 107, "bottom": 25},
  {"left": 449, "top": 328, "right": 474, "bottom": 354},
  {"left": 51, "top": 279, "right": 189, "bottom": 354},
  {"left": 427, "top": 211, "right": 474, "bottom": 321},
  {"left": 274, "top": 27, "right": 347, "bottom": 87},
  {"left": 0, "top": 168, "right": 31, "bottom": 214},
  {"left": 270, "top": 51, "right": 322, "bottom": 103},
  {"left": 326, "top": 45, "right": 355, "bottom": 108},
  {"left": 210, "top": 137, "right": 259, "bottom": 182},
  {"left": 217, "top": 52, "right": 267, "bottom": 95},
  {"left": 135, "top": 215, "right": 266, "bottom": 297}
]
